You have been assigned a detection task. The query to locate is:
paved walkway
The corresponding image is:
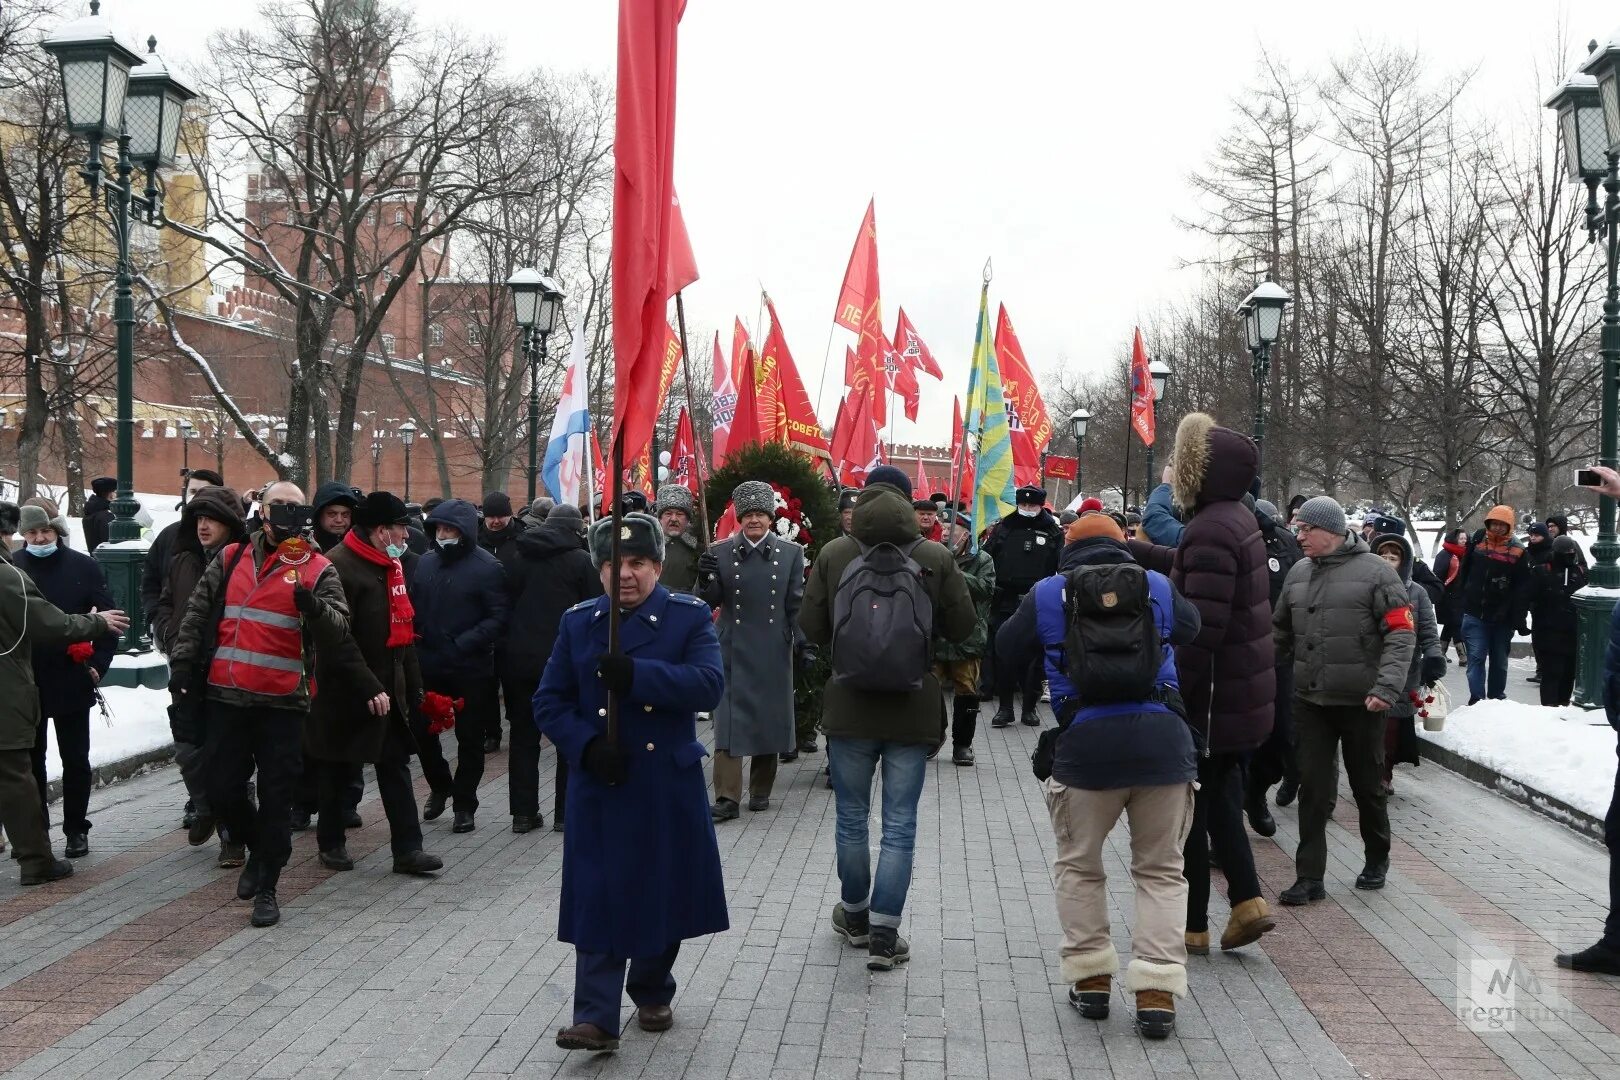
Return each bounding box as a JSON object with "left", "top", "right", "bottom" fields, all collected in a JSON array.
[{"left": 0, "top": 711, "right": 1617, "bottom": 1080}]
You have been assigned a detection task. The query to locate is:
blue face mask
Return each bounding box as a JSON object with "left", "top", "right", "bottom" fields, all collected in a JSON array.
[
  {"left": 385, "top": 543, "right": 407, "bottom": 559},
  {"left": 25, "top": 542, "right": 56, "bottom": 558}
]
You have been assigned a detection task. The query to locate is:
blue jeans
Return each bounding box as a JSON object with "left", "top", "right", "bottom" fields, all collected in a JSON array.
[
  {"left": 1461, "top": 614, "right": 1513, "bottom": 702},
  {"left": 826, "top": 738, "right": 928, "bottom": 929}
]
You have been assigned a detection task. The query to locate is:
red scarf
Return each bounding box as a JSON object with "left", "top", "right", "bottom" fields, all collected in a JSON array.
[{"left": 342, "top": 529, "right": 415, "bottom": 647}]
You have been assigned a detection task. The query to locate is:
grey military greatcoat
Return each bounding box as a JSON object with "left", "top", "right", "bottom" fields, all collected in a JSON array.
[{"left": 698, "top": 532, "right": 805, "bottom": 756}]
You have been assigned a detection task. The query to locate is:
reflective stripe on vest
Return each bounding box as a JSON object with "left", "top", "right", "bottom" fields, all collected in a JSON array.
[{"left": 207, "top": 543, "right": 331, "bottom": 696}]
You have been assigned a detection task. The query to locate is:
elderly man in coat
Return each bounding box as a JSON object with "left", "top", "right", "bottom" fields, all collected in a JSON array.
[
  {"left": 534, "top": 511, "right": 728, "bottom": 1054},
  {"left": 655, "top": 485, "right": 702, "bottom": 594},
  {"left": 697, "top": 481, "right": 811, "bottom": 820}
]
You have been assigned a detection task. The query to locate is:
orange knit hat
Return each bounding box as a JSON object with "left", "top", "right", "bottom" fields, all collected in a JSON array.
[{"left": 1065, "top": 511, "right": 1126, "bottom": 544}]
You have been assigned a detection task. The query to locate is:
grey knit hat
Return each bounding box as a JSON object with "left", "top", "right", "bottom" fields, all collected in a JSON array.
[
  {"left": 1294, "top": 495, "right": 1348, "bottom": 537},
  {"left": 589, "top": 511, "right": 666, "bottom": 566},
  {"left": 527, "top": 497, "right": 554, "bottom": 521},
  {"left": 731, "top": 480, "right": 776, "bottom": 518},
  {"left": 655, "top": 484, "right": 695, "bottom": 516},
  {"left": 1255, "top": 499, "right": 1280, "bottom": 521}
]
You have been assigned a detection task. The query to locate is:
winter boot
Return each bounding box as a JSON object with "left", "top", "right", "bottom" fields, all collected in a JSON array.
[
  {"left": 1068, "top": 976, "right": 1111, "bottom": 1019},
  {"left": 867, "top": 927, "right": 911, "bottom": 971},
  {"left": 1557, "top": 941, "right": 1620, "bottom": 975},
  {"left": 250, "top": 867, "right": 281, "bottom": 928},
  {"left": 318, "top": 846, "right": 354, "bottom": 871},
  {"left": 1355, "top": 859, "right": 1388, "bottom": 891},
  {"left": 1220, "top": 898, "right": 1276, "bottom": 951},
  {"left": 1275, "top": 778, "right": 1298, "bottom": 807},
  {"left": 991, "top": 694, "right": 1015, "bottom": 728},
  {"left": 1125, "top": 959, "right": 1184, "bottom": 1040},
  {"left": 832, "top": 902, "right": 870, "bottom": 946},
  {"left": 1245, "top": 788, "right": 1277, "bottom": 837},
  {"left": 1135, "top": 991, "right": 1176, "bottom": 1039},
  {"left": 1279, "top": 878, "right": 1326, "bottom": 906},
  {"left": 236, "top": 860, "right": 262, "bottom": 901},
  {"left": 1184, "top": 931, "right": 1210, "bottom": 956}
]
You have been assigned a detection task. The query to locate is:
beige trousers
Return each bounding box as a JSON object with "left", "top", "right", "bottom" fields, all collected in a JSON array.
[
  {"left": 713, "top": 750, "right": 778, "bottom": 802},
  {"left": 1043, "top": 778, "right": 1195, "bottom": 995}
]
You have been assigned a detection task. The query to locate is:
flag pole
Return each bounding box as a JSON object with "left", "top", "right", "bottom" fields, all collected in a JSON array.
[
  {"left": 1122, "top": 408, "right": 1133, "bottom": 509},
  {"left": 582, "top": 359, "right": 597, "bottom": 524},
  {"left": 605, "top": 431, "right": 625, "bottom": 749},
  {"left": 812, "top": 321, "right": 838, "bottom": 426},
  {"left": 673, "top": 290, "right": 712, "bottom": 549}
]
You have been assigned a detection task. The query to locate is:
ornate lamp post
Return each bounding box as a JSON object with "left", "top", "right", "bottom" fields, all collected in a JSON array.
[
  {"left": 507, "top": 267, "right": 565, "bottom": 503},
  {"left": 1144, "top": 359, "right": 1171, "bottom": 496},
  {"left": 399, "top": 420, "right": 417, "bottom": 501},
  {"left": 272, "top": 420, "right": 287, "bottom": 453},
  {"left": 1548, "top": 46, "right": 1620, "bottom": 705},
  {"left": 178, "top": 417, "right": 194, "bottom": 504},
  {"left": 1069, "top": 408, "right": 1090, "bottom": 498},
  {"left": 45, "top": 3, "right": 196, "bottom": 656},
  {"left": 1237, "top": 279, "right": 1291, "bottom": 482},
  {"left": 370, "top": 432, "right": 384, "bottom": 491}
]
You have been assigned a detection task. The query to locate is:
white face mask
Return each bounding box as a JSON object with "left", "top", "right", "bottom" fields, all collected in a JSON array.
[{"left": 1016, "top": 507, "right": 1039, "bottom": 518}]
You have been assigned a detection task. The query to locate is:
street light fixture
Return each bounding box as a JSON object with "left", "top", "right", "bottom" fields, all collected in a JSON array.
[
  {"left": 1145, "top": 360, "right": 1171, "bottom": 496},
  {"left": 45, "top": 4, "right": 197, "bottom": 657},
  {"left": 1551, "top": 39, "right": 1620, "bottom": 705},
  {"left": 178, "top": 418, "right": 194, "bottom": 504},
  {"left": 507, "top": 267, "right": 566, "bottom": 503},
  {"left": 1237, "top": 278, "right": 1292, "bottom": 481},
  {"left": 370, "top": 431, "right": 384, "bottom": 492},
  {"left": 1069, "top": 408, "right": 1090, "bottom": 497},
  {"left": 273, "top": 420, "right": 288, "bottom": 452},
  {"left": 398, "top": 419, "right": 417, "bottom": 502}
]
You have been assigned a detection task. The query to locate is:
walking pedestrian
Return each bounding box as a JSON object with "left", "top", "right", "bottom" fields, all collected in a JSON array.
[
  {"left": 82, "top": 477, "right": 116, "bottom": 552},
  {"left": 296, "top": 480, "right": 364, "bottom": 832},
  {"left": 983, "top": 485, "right": 1062, "bottom": 727},
  {"left": 654, "top": 485, "right": 701, "bottom": 594},
  {"left": 476, "top": 491, "right": 525, "bottom": 754},
  {"left": 169, "top": 481, "right": 351, "bottom": 927},
  {"left": 1370, "top": 532, "right": 1445, "bottom": 795},
  {"left": 1458, "top": 505, "right": 1527, "bottom": 704},
  {"left": 1274, "top": 496, "right": 1415, "bottom": 905},
  {"left": 697, "top": 481, "right": 810, "bottom": 820},
  {"left": 933, "top": 512, "right": 995, "bottom": 766},
  {"left": 1126, "top": 413, "right": 1276, "bottom": 956},
  {"left": 13, "top": 505, "right": 116, "bottom": 859},
  {"left": 536, "top": 512, "right": 728, "bottom": 1053},
  {"left": 411, "top": 498, "right": 508, "bottom": 833},
  {"left": 142, "top": 469, "right": 226, "bottom": 649},
  {"left": 505, "top": 503, "right": 599, "bottom": 833},
  {"left": 1246, "top": 497, "right": 1304, "bottom": 819},
  {"left": 1526, "top": 535, "right": 1586, "bottom": 707},
  {"left": 798, "top": 464, "right": 974, "bottom": 970},
  {"left": 995, "top": 509, "right": 1202, "bottom": 1038},
  {"left": 1431, "top": 528, "right": 1468, "bottom": 664}
]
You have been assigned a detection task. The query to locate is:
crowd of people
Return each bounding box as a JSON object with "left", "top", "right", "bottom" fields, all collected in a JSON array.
[{"left": 1, "top": 436, "right": 1618, "bottom": 1053}]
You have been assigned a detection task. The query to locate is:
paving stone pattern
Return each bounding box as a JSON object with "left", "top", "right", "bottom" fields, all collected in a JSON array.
[{"left": 0, "top": 711, "right": 1616, "bottom": 1079}]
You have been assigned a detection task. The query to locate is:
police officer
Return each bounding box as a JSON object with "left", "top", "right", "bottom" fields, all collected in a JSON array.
[
  {"left": 837, "top": 488, "right": 859, "bottom": 536},
  {"left": 982, "top": 485, "right": 1062, "bottom": 727},
  {"left": 535, "top": 512, "right": 729, "bottom": 1054}
]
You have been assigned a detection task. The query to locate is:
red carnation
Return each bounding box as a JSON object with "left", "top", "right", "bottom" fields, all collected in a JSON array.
[
  {"left": 422, "top": 691, "right": 463, "bottom": 735},
  {"left": 67, "top": 641, "right": 95, "bottom": 665}
]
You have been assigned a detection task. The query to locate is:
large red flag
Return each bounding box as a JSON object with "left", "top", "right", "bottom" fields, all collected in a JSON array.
[
  {"left": 610, "top": 0, "right": 683, "bottom": 461},
  {"left": 1129, "top": 326, "right": 1156, "bottom": 446},
  {"left": 833, "top": 391, "right": 882, "bottom": 487},
  {"left": 892, "top": 307, "right": 942, "bottom": 380},
  {"left": 669, "top": 406, "right": 700, "bottom": 495},
  {"left": 727, "top": 340, "right": 762, "bottom": 459},
  {"left": 951, "top": 395, "right": 974, "bottom": 505},
  {"left": 590, "top": 428, "right": 609, "bottom": 516},
  {"left": 731, "top": 317, "right": 753, "bottom": 386},
  {"left": 915, "top": 452, "right": 935, "bottom": 497},
  {"left": 891, "top": 347, "right": 920, "bottom": 422},
  {"left": 710, "top": 331, "right": 736, "bottom": 469},
  {"left": 829, "top": 392, "right": 858, "bottom": 472},
  {"left": 833, "top": 199, "right": 877, "bottom": 332},
  {"left": 666, "top": 190, "right": 698, "bottom": 295},
  {"left": 759, "top": 299, "right": 832, "bottom": 460},
  {"left": 994, "top": 304, "right": 1053, "bottom": 487}
]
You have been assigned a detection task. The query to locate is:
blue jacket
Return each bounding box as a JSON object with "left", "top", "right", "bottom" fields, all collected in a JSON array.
[
  {"left": 533, "top": 585, "right": 729, "bottom": 956},
  {"left": 998, "top": 537, "right": 1200, "bottom": 790},
  {"left": 1141, "top": 483, "right": 1184, "bottom": 547},
  {"left": 13, "top": 544, "right": 116, "bottom": 719},
  {"left": 411, "top": 499, "right": 508, "bottom": 680}
]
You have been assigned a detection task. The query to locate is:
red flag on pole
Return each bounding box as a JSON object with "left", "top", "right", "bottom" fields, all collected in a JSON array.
[
  {"left": 1130, "top": 326, "right": 1157, "bottom": 446},
  {"left": 669, "top": 406, "right": 700, "bottom": 494},
  {"left": 892, "top": 349, "right": 920, "bottom": 422},
  {"left": 759, "top": 299, "right": 833, "bottom": 460},
  {"left": 915, "top": 452, "right": 934, "bottom": 497},
  {"left": 833, "top": 199, "right": 877, "bottom": 332},
  {"left": 731, "top": 318, "right": 753, "bottom": 386},
  {"left": 951, "top": 395, "right": 974, "bottom": 505},
  {"left": 994, "top": 304, "right": 1053, "bottom": 487},
  {"left": 610, "top": 0, "right": 684, "bottom": 461},
  {"left": 893, "top": 307, "right": 942, "bottom": 380},
  {"left": 590, "top": 428, "right": 609, "bottom": 516},
  {"left": 666, "top": 190, "right": 698, "bottom": 295},
  {"left": 728, "top": 342, "right": 762, "bottom": 457},
  {"left": 710, "top": 331, "right": 735, "bottom": 468}
]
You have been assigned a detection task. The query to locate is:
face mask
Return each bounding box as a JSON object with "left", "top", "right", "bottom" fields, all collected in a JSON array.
[
  {"left": 25, "top": 542, "right": 56, "bottom": 557},
  {"left": 437, "top": 538, "right": 459, "bottom": 551},
  {"left": 385, "top": 543, "right": 407, "bottom": 559},
  {"left": 1016, "top": 507, "right": 1038, "bottom": 518}
]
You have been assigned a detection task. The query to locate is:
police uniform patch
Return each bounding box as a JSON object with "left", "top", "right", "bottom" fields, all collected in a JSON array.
[{"left": 1036, "top": 535, "right": 1047, "bottom": 545}]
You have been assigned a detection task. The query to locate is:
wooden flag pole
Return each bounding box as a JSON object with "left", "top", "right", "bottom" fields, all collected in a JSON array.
[
  {"left": 672, "top": 290, "right": 712, "bottom": 549},
  {"left": 605, "top": 431, "right": 624, "bottom": 749}
]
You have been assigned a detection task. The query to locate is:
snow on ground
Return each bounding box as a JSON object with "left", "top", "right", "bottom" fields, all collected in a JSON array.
[
  {"left": 39, "top": 685, "right": 173, "bottom": 783},
  {"left": 1417, "top": 699, "right": 1615, "bottom": 820}
]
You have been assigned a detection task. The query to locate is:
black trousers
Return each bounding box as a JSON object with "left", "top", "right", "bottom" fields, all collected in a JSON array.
[
  {"left": 506, "top": 673, "right": 543, "bottom": 819},
  {"left": 205, "top": 703, "right": 304, "bottom": 873},
  {"left": 1604, "top": 741, "right": 1620, "bottom": 947},
  {"left": 297, "top": 751, "right": 363, "bottom": 815},
  {"left": 1182, "top": 751, "right": 1262, "bottom": 932},
  {"left": 949, "top": 694, "right": 978, "bottom": 748},
  {"left": 30, "top": 706, "right": 92, "bottom": 834},
  {"left": 986, "top": 606, "right": 1042, "bottom": 709},
  {"left": 1539, "top": 649, "right": 1577, "bottom": 707},
  {"left": 0, "top": 748, "right": 54, "bottom": 877},
  {"left": 314, "top": 723, "right": 422, "bottom": 857},
  {"left": 1247, "top": 666, "right": 1299, "bottom": 798},
  {"left": 1294, "top": 699, "right": 1389, "bottom": 880},
  {"left": 415, "top": 673, "right": 497, "bottom": 813}
]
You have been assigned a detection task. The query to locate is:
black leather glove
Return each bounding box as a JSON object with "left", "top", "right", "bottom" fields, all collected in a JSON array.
[
  {"left": 293, "top": 583, "right": 318, "bottom": 615},
  {"left": 167, "top": 696, "right": 201, "bottom": 747},
  {"left": 597, "top": 652, "right": 635, "bottom": 695},
  {"left": 1420, "top": 654, "right": 1447, "bottom": 686},
  {"left": 582, "top": 736, "right": 628, "bottom": 786},
  {"left": 697, "top": 550, "right": 720, "bottom": 579},
  {"left": 796, "top": 642, "right": 819, "bottom": 673}
]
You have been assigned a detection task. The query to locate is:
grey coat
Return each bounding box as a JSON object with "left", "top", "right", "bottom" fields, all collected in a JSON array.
[
  {"left": 698, "top": 531, "right": 805, "bottom": 756},
  {"left": 1372, "top": 533, "right": 1442, "bottom": 719},
  {"left": 1273, "top": 532, "right": 1417, "bottom": 708}
]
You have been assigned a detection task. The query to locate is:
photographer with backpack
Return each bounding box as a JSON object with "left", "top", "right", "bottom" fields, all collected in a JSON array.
[
  {"left": 997, "top": 510, "right": 1202, "bottom": 1039},
  {"left": 798, "top": 465, "right": 974, "bottom": 971}
]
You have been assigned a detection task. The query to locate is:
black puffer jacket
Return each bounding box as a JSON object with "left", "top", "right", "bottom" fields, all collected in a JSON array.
[
  {"left": 1130, "top": 413, "right": 1274, "bottom": 754},
  {"left": 504, "top": 520, "right": 602, "bottom": 682},
  {"left": 411, "top": 499, "right": 509, "bottom": 680}
]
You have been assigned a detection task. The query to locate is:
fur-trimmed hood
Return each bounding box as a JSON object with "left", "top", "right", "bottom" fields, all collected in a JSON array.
[{"left": 1171, "top": 412, "right": 1258, "bottom": 511}]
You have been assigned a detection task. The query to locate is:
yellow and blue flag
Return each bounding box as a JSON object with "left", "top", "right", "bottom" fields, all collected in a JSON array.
[{"left": 963, "top": 284, "right": 1017, "bottom": 537}]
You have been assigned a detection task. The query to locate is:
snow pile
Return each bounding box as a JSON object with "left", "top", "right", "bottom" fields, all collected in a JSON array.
[
  {"left": 1418, "top": 700, "right": 1615, "bottom": 819},
  {"left": 39, "top": 685, "right": 173, "bottom": 783}
]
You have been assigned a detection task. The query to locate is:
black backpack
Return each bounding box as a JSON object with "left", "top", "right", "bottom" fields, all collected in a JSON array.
[
  {"left": 1061, "top": 563, "right": 1161, "bottom": 705},
  {"left": 830, "top": 539, "right": 933, "bottom": 693}
]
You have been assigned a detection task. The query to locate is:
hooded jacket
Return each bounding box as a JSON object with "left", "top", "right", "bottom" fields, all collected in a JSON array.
[
  {"left": 1128, "top": 413, "right": 1274, "bottom": 754},
  {"left": 1526, "top": 539, "right": 1586, "bottom": 651},
  {"left": 1459, "top": 505, "right": 1528, "bottom": 625},
  {"left": 1274, "top": 531, "right": 1416, "bottom": 708},
  {"left": 1370, "top": 533, "right": 1442, "bottom": 718},
  {"left": 799, "top": 482, "right": 975, "bottom": 744},
  {"left": 311, "top": 480, "right": 358, "bottom": 553},
  {"left": 934, "top": 545, "right": 995, "bottom": 662},
  {"left": 504, "top": 519, "right": 602, "bottom": 682},
  {"left": 152, "top": 486, "right": 247, "bottom": 655},
  {"left": 411, "top": 498, "right": 509, "bottom": 680},
  {"left": 82, "top": 491, "right": 113, "bottom": 552}
]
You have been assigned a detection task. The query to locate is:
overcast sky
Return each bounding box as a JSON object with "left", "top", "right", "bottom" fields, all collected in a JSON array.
[{"left": 98, "top": 0, "right": 1619, "bottom": 444}]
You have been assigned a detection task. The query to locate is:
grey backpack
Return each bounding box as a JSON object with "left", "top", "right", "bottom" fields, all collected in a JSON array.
[{"left": 830, "top": 538, "right": 933, "bottom": 692}]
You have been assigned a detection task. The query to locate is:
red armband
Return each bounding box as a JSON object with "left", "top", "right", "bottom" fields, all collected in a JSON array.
[{"left": 1383, "top": 606, "right": 1415, "bottom": 633}]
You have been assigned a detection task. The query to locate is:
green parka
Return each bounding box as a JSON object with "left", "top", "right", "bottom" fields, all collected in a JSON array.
[
  {"left": 0, "top": 555, "right": 112, "bottom": 750},
  {"left": 933, "top": 547, "right": 995, "bottom": 662}
]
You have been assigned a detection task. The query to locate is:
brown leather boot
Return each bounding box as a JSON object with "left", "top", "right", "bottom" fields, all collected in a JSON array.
[
  {"left": 1135, "top": 990, "right": 1175, "bottom": 1039},
  {"left": 1220, "top": 897, "right": 1276, "bottom": 951},
  {"left": 1185, "top": 930, "right": 1210, "bottom": 956},
  {"left": 555, "top": 1022, "right": 619, "bottom": 1053}
]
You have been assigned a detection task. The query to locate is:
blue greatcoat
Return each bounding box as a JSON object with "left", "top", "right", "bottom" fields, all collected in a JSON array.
[{"left": 533, "top": 584, "right": 730, "bottom": 957}]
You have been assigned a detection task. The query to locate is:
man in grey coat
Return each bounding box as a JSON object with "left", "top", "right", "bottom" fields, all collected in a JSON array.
[
  {"left": 1273, "top": 496, "right": 1416, "bottom": 907},
  {"left": 698, "top": 480, "right": 811, "bottom": 820}
]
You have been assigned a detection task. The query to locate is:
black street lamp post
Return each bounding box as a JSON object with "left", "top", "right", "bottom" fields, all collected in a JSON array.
[
  {"left": 45, "top": 3, "right": 196, "bottom": 659},
  {"left": 399, "top": 420, "right": 417, "bottom": 502},
  {"left": 370, "top": 432, "right": 383, "bottom": 492},
  {"left": 1237, "top": 279, "right": 1291, "bottom": 483},
  {"left": 1549, "top": 45, "right": 1620, "bottom": 705},
  {"left": 507, "top": 268, "right": 565, "bottom": 503},
  {"left": 1069, "top": 408, "right": 1090, "bottom": 499},
  {"left": 1144, "top": 359, "right": 1170, "bottom": 496},
  {"left": 178, "top": 418, "right": 193, "bottom": 504}
]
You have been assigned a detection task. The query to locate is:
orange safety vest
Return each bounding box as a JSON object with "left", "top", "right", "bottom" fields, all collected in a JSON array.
[{"left": 207, "top": 541, "right": 331, "bottom": 697}]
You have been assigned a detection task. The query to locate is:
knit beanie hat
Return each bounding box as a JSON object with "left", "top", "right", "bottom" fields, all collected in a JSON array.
[
  {"left": 1255, "top": 499, "right": 1280, "bottom": 521},
  {"left": 1078, "top": 497, "right": 1104, "bottom": 514},
  {"left": 482, "top": 491, "right": 514, "bottom": 518},
  {"left": 527, "top": 497, "right": 554, "bottom": 521},
  {"left": 1065, "top": 511, "right": 1126, "bottom": 544},
  {"left": 1294, "top": 496, "right": 1348, "bottom": 537},
  {"left": 731, "top": 481, "right": 776, "bottom": 518},
  {"left": 865, "top": 464, "right": 913, "bottom": 498},
  {"left": 548, "top": 502, "right": 584, "bottom": 531}
]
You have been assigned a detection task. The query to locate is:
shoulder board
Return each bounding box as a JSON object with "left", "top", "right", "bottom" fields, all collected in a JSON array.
[
  {"left": 669, "top": 592, "right": 708, "bottom": 606},
  {"left": 566, "top": 598, "right": 598, "bottom": 614}
]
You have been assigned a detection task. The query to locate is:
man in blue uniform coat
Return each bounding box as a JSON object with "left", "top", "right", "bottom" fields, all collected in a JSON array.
[{"left": 534, "top": 511, "right": 729, "bottom": 1053}]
